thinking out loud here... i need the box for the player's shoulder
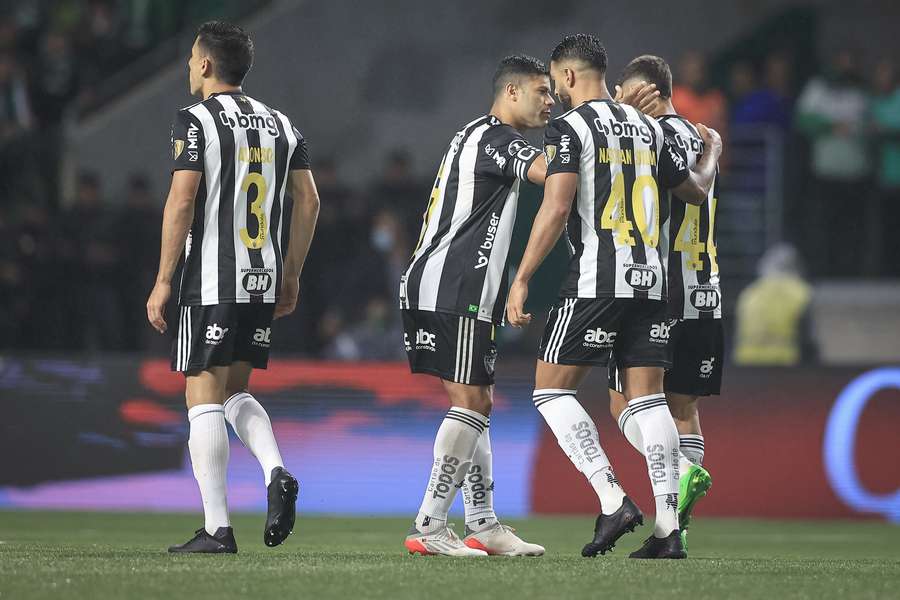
[658,114,699,138]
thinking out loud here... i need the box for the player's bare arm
[527,154,548,185]
[146,169,202,334]
[670,124,722,205]
[506,171,576,327]
[275,169,320,319]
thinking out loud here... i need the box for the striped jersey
[170,90,310,306]
[659,115,722,319]
[399,115,541,324]
[544,99,690,300]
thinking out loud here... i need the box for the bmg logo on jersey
[584,327,617,348]
[690,287,721,312]
[699,357,716,378]
[624,264,658,291]
[242,269,274,296]
[218,110,280,137]
[205,323,230,344]
[593,118,653,144]
[649,321,671,344]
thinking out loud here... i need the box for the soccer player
[146,22,319,553]
[506,35,721,559]
[608,55,720,550]
[399,55,553,557]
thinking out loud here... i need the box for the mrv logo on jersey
[242,268,274,295]
[624,264,658,291]
[219,111,280,137]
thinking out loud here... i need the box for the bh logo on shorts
[252,327,271,348]
[584,327,617,349]
[649,321,671,344]
[699,357,715,378]
[205,323,229,345]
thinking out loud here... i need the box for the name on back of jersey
[218,110,280,137]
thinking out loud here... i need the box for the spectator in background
[0,51,34,202]
[870,59,900,277]
[323,298,404,361]
[729,55,793,132]
[795,50,870,277]
[673,51,728,140]
[734,244,817,366]
[370,149,426,243]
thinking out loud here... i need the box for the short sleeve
[170,110,204,172]
[479,126,541,182]
[658,135,690,189]
[289,130,310,170]
[544,118,581,176]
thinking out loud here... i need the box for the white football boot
[463,522,545,556]
[404,523,489,557]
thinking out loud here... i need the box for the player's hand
[614,81,660,115]
[696,123,723,157]
[275,276,299,319]
[146,281,171,334]
[506,279,532,328]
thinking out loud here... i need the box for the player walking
[400,56,553,557]
[609,55,720,551]
[146,22,319,553]
[506,35,721,559]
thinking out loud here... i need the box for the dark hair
[550,34,607,74]
[196,21,254,85]
[620,54,673,99]
[492,54,548,96]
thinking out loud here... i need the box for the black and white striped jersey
[399,115,541,325]
[544,99,689,301]
[659,115,722,319]
[170,90,310,306]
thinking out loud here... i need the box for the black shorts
[401,309,497,386]
[171,304,275,373]
[609,318,724,396]
[538,298,672,368]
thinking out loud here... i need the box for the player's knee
[668,395,699,421]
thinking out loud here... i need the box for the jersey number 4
[673,197,718,271]
[600,172,660,247]
[239,173,268,250]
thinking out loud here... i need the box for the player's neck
[489,103,524,131]
[656,99,677,117]
[570,79,611,107]
[202,82,243,99]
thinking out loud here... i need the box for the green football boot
[678,463,712,551]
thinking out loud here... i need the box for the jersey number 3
[240,173,268,250]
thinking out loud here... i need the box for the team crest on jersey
[544,144,557,163]
[173,139,185,160]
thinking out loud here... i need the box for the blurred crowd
[1,9,900,355]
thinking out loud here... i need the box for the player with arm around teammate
[506,35,721,560]
[400,55,553,557]
[146,22,319,553]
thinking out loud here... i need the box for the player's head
[549,34,607,109]
[619,54,672,116]
[491,55,554,128]
[189,21,254,96]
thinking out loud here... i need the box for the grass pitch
[1,511,898,599]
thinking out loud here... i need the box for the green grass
[1,512,899,599]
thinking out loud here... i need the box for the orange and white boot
[463,522,545,556]
[404,523,488,557]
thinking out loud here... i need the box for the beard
[558,93,573,111]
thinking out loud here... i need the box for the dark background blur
[1,0,898,366]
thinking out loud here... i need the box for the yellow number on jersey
[600,172,659,247]
[673,196,718,271]
[239,173,268,250]
[600,172,635,246]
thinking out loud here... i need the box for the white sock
[463,419,498,532]
[680,434,705,465]
[618,406,695,476]
[415,407,488,533]
[224,392,284,485]
[534,389,625,514]
[187,404,230,535]
[626,394,680,537]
